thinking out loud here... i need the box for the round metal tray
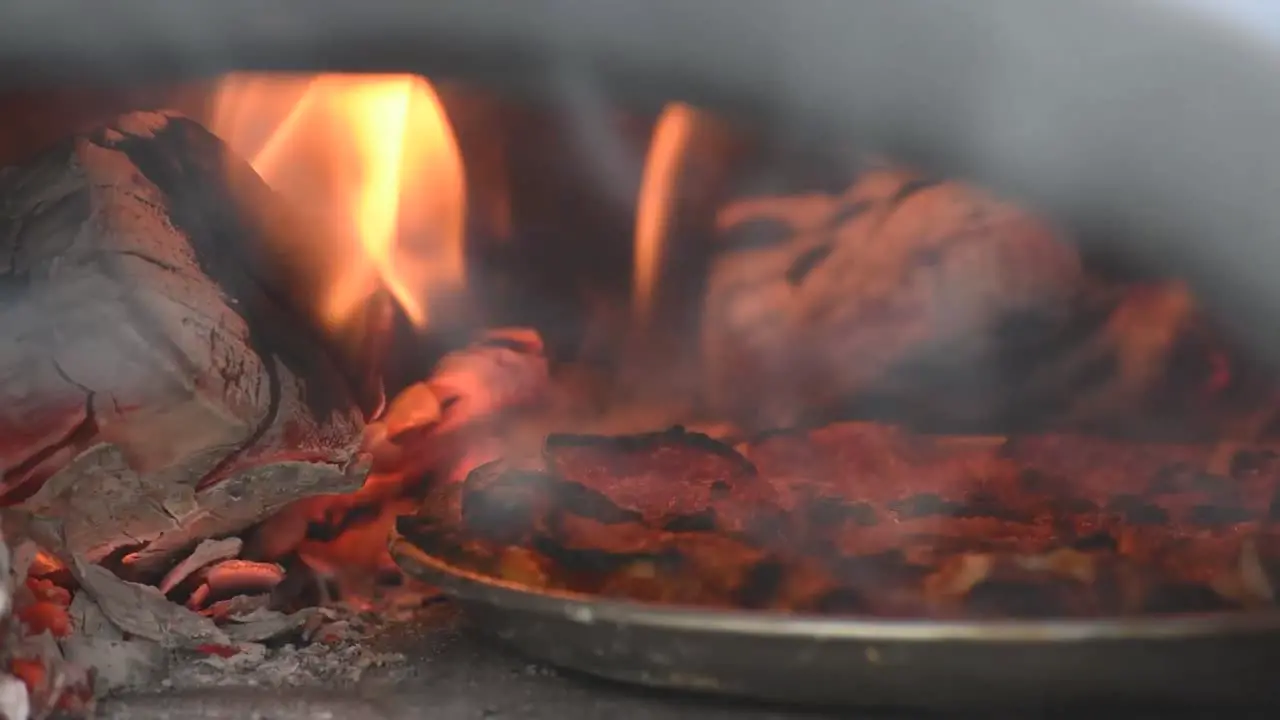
[391,535,1280,710]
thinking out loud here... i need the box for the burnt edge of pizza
[397,423,1280,619]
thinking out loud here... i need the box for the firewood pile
[0,110,549,718]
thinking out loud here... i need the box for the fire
[210,73,466,331]
[633,103,700,327]
[230,94,718,602]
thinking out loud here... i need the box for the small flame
[211,73,466,331]
[633,103,700,327]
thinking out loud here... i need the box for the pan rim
[390,533,1280,645]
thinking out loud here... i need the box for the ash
[148,600,436,694]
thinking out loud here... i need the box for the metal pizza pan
[391,534,1280,710]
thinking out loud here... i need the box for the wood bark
[0,110,368,574]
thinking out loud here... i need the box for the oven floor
[98,602,822,720]
[96,603,1261,720]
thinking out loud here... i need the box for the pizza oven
[3,1,1280,718]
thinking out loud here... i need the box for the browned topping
[398,421,1280,619]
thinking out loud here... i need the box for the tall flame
[633,103,700,328]
[211,73,466,331]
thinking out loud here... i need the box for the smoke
[9,1,1280,414]
[5,0,1280,368]
[1179,0,1280,40]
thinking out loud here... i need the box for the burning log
[702,166,1075,431]
[0,110,399,713]
[0,110,369,575]
[701,165,1272,438]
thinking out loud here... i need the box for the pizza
[397,422,1280,619]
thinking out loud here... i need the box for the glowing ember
[211,73,466,331]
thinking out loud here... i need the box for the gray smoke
[4,0,1280,362]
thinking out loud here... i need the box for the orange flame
[633,103,700,327]
[210,73,466,331]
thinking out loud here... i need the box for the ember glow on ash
[211,73,467,331]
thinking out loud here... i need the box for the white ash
[157,605,414,692]
[61,633,167,698]
[66,591,121,642]
[50,557,322,702]
[60,591,167,697]
[0,675,28,720]
[0,526,29,720]
[53,589,423,702]
[0,535,14,620]
[165,640,408,691]
[222,607,314,644]
[69,555,229,648]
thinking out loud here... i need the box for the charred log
[0,111,368,575]
[701,165,1275,439]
